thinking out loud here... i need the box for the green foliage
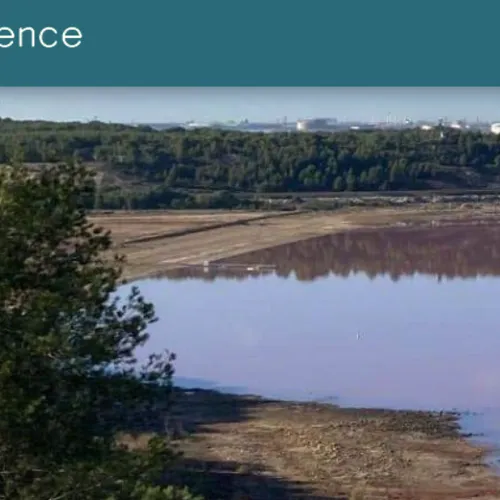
[2,120,500,209]
[0,163,198,499]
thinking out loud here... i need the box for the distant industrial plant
[144,116,500,134]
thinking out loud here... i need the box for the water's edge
[174,378,500,474]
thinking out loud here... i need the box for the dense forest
[2,118,500,208]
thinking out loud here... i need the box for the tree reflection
[159,222,500,283]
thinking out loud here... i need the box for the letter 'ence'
[0,26,83,48]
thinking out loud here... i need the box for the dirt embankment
[89,204,500,281]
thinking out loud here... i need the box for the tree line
[2,118,500,208]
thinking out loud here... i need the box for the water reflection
[161,221,500,282]
[130,222,500,459]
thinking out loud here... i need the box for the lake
[128,221,500,463]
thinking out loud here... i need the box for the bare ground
[89,204,500,281]
[124,390,500,500]
[89,210,275,246]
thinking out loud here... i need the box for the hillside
[2,118,500,208]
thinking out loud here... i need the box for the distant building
[350,123,376,131]
[296,120,309,131]
[491,123,500,135]
[184,121,210,129]
[420,124,433,131]
[296,118,338,132]
[450,120,468,130]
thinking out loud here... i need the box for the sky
[0,87,499,124]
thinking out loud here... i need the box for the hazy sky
[0,87,499,123]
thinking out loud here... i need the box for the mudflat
[89,204,500,281]
[124,389,500,500]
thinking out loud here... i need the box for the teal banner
[1,0,499,86]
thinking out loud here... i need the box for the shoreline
[152,387,500,499]
[175,386,500,462]
[90,203,500,282]
[104,206,500,497]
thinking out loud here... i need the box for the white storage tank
[491,123,500,135]
[296,120,309,131]
[296,118,336,132]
